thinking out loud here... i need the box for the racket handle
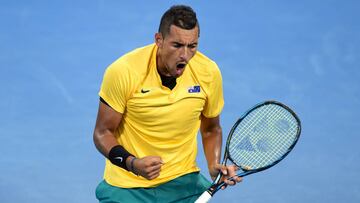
[195,191,212,203]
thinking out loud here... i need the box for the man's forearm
[93,129,119,158]
[202,127,222,169]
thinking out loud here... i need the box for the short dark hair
[158,5,199,37]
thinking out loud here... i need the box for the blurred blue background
[1,0,359,202]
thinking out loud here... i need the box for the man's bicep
[200,115,221,135]
[95,101,123,133]
[93,101,123,157]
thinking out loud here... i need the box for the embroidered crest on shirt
[188,85,201,93]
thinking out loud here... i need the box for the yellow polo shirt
[99,44,224,188]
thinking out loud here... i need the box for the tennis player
[93,5,242,202]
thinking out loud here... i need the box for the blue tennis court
[1,1,359,202]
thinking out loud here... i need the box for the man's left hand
[209,164,243,189]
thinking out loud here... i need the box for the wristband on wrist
[108,145,134,171]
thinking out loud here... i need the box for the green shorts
[95,172,211,203]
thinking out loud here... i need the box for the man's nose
[179,47,189,61]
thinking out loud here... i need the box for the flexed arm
[93,101,163,179]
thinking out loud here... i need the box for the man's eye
[173,44,182,48]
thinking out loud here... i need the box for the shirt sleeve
[202,63,224,118]
[98,63,134,113]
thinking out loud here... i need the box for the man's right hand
[130,156,163,180]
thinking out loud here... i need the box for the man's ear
[155,32,163,47]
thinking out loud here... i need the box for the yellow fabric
[99,44,224,188]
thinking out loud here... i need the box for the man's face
[155,25,199,78]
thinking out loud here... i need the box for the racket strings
[252,107,297,162]
[238,106,294,166]
[229,104,299,169]
[239,105,296,166]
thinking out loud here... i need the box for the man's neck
[156,52,169,76]
[156,50,176,90]
[159,73,176,90]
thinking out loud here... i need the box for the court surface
[1,1,359,202]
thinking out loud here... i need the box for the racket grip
[194,191,212,203]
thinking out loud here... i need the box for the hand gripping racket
[195,100,301,203]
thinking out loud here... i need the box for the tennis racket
[195,100,301,203]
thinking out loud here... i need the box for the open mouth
[176,63,186,69]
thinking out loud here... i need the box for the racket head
[226,100,301,175]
